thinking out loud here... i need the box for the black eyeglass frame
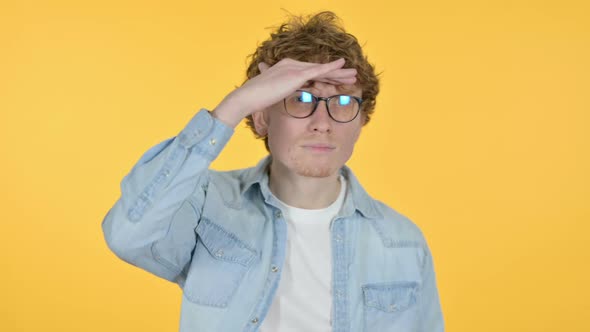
[283,89,364,123]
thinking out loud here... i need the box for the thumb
[258,62,270,73]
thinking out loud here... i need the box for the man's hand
[212,58,357,128]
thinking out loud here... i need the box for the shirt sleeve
[418,241,445,331]
[101,108,234,283]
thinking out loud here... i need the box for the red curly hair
[243,11,380,151]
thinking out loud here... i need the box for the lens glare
[300,91,313,103]
[338,95,351,106]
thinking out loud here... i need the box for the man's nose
[308,99,333,133]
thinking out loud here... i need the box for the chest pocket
[362,281,420,331]
[183,218,257,308]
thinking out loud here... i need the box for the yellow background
[2,0,589,331]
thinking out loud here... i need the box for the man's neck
[268,162,341,210]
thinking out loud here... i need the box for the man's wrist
[211,100,245,128]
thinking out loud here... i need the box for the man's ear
[258,62,270,73]
[252,110,269,137]
[351,112,367,143]
[360,112,368,126]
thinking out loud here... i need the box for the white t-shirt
[259,175,347,332]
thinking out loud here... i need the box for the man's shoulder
[202,164,262,207]
[367,198,427,246]
[208,163,260,185]
[343,166,427,245]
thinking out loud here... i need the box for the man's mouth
[301,144,336,152]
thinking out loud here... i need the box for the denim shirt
[102,109,444,332]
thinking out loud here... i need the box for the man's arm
[101,58,358,284]
[101,109,233,283]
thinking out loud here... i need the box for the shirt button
[215,249,224,257]
[275,211,282,219]
[163,169,170,177]
[209,138,216,146]
[271,266,279,273]
[335,235,343,242]
[389,304,398,311]
[251,317,259,324]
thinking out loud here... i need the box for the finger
[315,76,357,85]
[334,77,358,84]
[320,68,358,80]
[303,58,346,80]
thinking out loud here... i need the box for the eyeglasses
[283,90,364,123]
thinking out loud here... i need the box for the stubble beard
[289,152,336,178]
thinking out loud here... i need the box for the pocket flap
[195,218,257,267]
[362,281,419,313]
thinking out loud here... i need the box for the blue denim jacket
[102,109,444,332]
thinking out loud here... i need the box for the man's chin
[282,153,340,178]
[293,163,336,178]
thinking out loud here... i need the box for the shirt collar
[241,155,383,219]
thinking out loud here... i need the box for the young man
[102,11,444,332]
